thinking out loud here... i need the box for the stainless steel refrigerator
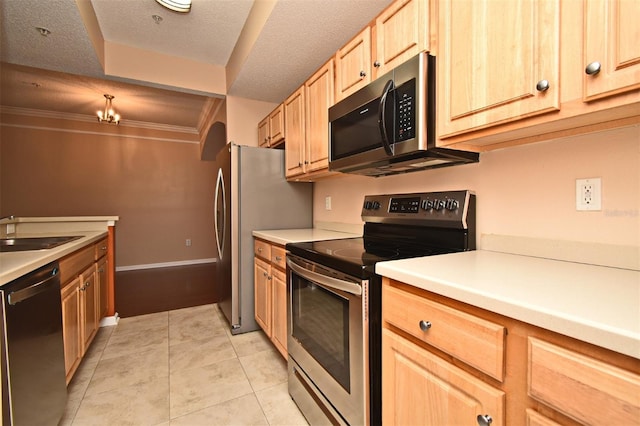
[214,142,312,334]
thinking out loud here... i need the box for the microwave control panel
[395,78,416,142]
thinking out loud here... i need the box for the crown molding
[0,105,198,135]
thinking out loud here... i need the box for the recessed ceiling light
[155,0,191,13]
[35,27,51,36]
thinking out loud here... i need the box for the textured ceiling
[0,0,393,131]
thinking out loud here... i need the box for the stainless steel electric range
[286,190,476,426]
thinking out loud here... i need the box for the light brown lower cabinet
[382,278,640,426]
[59,237,111,384]
[254,238,288,358]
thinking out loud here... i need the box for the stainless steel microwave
[328,53,479,177]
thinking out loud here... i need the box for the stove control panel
[361,190,475,229]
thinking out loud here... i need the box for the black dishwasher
[1,261,68,425]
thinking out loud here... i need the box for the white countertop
[252,228,361,246]
[0,216,118,285]
[376,250,640,359]
[0,231,108,285]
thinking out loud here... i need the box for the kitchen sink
[0,236,83,252]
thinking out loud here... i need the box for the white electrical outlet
[576,178,602,211]
[185,238,192,247]
[325,196,332,210]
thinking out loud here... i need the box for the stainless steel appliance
[329,53,479,177]
[1,261,68,425]
[214,142,312,334]
[286,190,476,425]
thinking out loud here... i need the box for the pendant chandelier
[97,94,120,125]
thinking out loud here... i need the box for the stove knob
[446,199,459,211]
[426,200,434,210]
[433,199,445,211]
[372,201,381,210]
[364,201,372,210]
[420,200,428,210]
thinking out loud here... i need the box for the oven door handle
[287,257,362,296]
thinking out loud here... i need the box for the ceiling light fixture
[155,0,191,13]
[97,94,120,125]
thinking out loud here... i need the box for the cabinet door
[305,59,334,173]
[271,268,287,359]
[335,26,372,102]
[438,0,560,138]
[269,104,285,147]
[96,257,108,320]
[254,257,272,337]
[284,87,305,178]
[374,0,430,78]
[382,329,505,425]
[258,116,270,147]
[81,267,98,353]
[61,277,82,383]
[584,0,640,101]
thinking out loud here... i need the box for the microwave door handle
[378,79,395,156]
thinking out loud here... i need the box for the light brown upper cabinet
[373,0,431,78]
[284,87,305,177]
[335,27,372,102]
[437,0,640,151]
[304,59,335,175]
[583,0,640,101]
[286,59,336,181]
[335,0,432,102]
[437,0,561,139]
[258,104,285,148]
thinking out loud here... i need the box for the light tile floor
[60,303,309,426]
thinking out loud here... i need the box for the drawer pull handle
[477,414,493,426]
[101,246,107,251]
[258,248,263,252]
[275,256,282,261]
[419,320,432,331]
[535,79,549,92]
[585,61,601,75]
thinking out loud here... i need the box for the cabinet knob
[275,256,282,261]
[419,320,432,331]
[373,60,380,68]
[258,248,263,252]
[85,281,91,288]
[359,70,366,78]
[477,414,493,426]
[263,272,268,277]
[101,246,107,251]
[585,61,601,75]
[536,79,550,92]
[80,285,86,291]
[298,162,302,167]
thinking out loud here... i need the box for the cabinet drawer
[59,244,94,285]
[254,239,271,260]
[94,237,108,260]
[528,337,640,425]
[384,283,506,381]
[271,246,286,269]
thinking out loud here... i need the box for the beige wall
[1,116,218,267]
[314,125,640,248]
[226,95,277,147]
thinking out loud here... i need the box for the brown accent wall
[1,114,218,267]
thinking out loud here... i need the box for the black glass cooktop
[287,236,456,278]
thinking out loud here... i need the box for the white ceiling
[0,0,393,130]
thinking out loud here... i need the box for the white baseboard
[100,313,120,327]
[116,258,216,272]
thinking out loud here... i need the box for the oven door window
[291,275,350,392]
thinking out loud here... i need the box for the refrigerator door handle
[214,167,226,260]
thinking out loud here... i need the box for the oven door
[287,254,367,426]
